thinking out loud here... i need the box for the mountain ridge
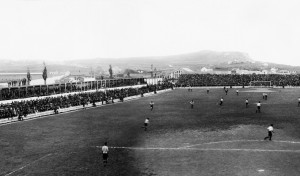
[1,51,299,74]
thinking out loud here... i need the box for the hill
[1,51,300,76]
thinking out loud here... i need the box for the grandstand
[0,78,147,101]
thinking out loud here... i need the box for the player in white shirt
[256,101,261,113]
[298,97,300,107]
[102,142,109,166]
[264,124,274,141]
[236,89,239,96]
[219,97,224,106]
[190,100,194,109]
[143,118,150,131]
[245,99,249,108]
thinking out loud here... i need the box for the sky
[0,0,300,66]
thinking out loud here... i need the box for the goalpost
[249,81,272,88]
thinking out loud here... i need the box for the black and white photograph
[1,0,300,175]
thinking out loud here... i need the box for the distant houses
[232,68,296,75]
[200,67,213,73]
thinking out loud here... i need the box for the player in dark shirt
[150,101,154,111]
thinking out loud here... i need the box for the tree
[42,62,47,85]
[27,68,31,85]
[109,65,113,79]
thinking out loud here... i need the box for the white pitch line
[5,153,52,176]
[182,140,300,148]
[95,146,300,153]
[273,140,300,144]
[182,140,264,148]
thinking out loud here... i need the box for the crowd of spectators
[177,74,300,87]
[0,83,173,120]
[0,78,146,101]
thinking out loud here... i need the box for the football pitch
[1,88,300,176]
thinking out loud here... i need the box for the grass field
[1,88,300,176]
